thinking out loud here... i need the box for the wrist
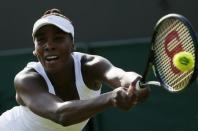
[107,91,117,108]
[101,92,116,108]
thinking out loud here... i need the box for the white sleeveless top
[0,52,101,131]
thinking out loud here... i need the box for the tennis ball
[173,51,195,72]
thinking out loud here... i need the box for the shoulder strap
[72,52,101,100]
[26,62,56,95]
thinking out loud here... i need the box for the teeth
[47,56,57,59]
[46,56,58,60]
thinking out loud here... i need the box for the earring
[33,51,37,56]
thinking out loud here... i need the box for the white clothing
[0,52,101,131]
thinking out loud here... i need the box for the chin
[44,63,64,74]
[45,67,62,74]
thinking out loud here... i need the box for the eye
[35,36,46,46]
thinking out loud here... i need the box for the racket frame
[141,13,198,92]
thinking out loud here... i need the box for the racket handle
[135,80,144,90]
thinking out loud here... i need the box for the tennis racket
[136,13,198,92]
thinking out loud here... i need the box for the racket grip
[135,80,146,91]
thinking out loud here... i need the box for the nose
[44,40,55,51]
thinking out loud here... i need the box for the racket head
[151,13,198,92]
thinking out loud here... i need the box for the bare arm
[83,54,141,88]
[83,54,150,106]
[15,56,149,127]
[15,69,116,126]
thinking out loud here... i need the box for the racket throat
[137,80,161,90]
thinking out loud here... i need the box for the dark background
[0,0,197,50]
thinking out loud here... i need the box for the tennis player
[0,8,150,131]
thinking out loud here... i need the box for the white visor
[32,15,74,39]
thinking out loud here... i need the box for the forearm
[55,92,113,126]
[105,70,141,89]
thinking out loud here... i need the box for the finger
[127,84,134,96]
[127,76,141,96]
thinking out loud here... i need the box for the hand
[110,87,138,111]
[128,78,150,104]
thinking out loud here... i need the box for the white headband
[32,15,74,39]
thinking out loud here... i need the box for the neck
[46,55,75,86]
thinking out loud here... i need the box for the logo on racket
[164,30,183,74]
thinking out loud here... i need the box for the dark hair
[42,8,72,23]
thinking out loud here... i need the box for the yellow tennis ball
[173,51,195,72]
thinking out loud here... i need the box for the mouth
[45,55,60,63]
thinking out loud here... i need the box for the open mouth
[45,55,59,63]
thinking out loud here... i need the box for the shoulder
[15,68,39,85]
[14,68,48,106]
[14,68,47,92]
[78,52,114,80]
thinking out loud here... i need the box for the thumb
[127,77,141,96]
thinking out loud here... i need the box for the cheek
[61,43,73,53]
[33,46,44,58]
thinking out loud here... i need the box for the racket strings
[154,20,178,44]
[155,20,189,51]
[153,18,195,92]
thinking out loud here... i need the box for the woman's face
[33,25,74,73]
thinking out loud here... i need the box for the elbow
[56,114,71,127]
[54,109,74,127]
[53,103,85,127]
